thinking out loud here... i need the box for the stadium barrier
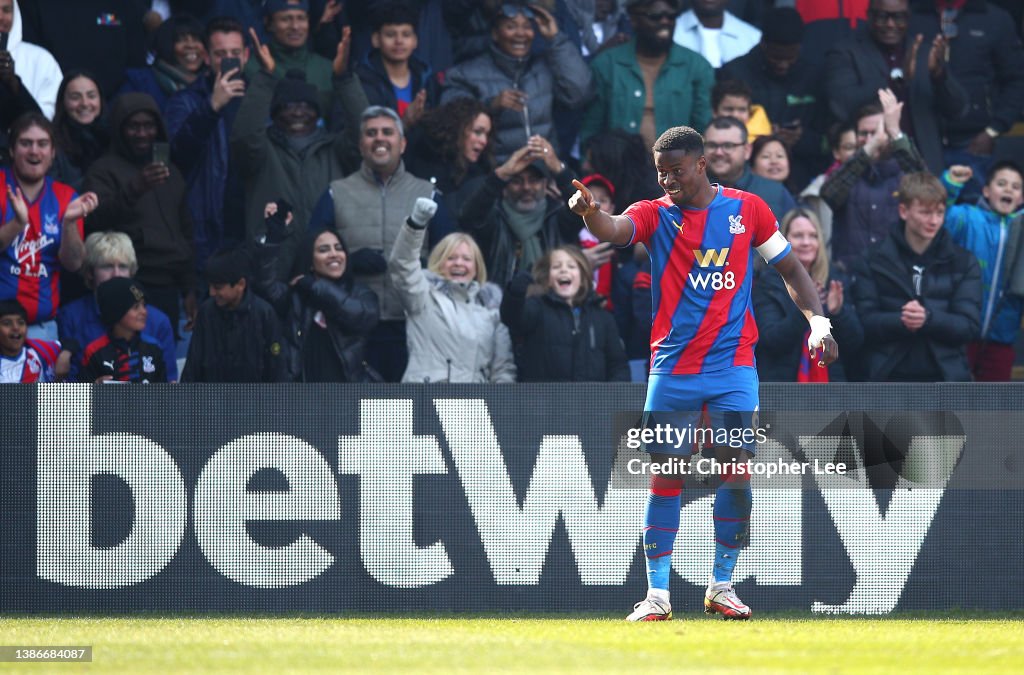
[2,383,1022,614]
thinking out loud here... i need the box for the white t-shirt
[697,25,723,68]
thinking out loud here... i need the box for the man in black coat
[824,0,969,175]
[852,171,981,381]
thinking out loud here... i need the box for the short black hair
[827,120,856,150]
[205,16,247,47]
[711,79,753,110]
[0,299,28,321]
[987,160,1024,185]
[652,126,704,155]
[206,247,250,286]
[706,116,749,144]
[372,2,420,32]
[762,7,803,45]
[855,102,883,124]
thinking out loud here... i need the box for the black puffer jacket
[753,268,864,381]
[501,284,629,382]
[257,242,380,383]
[852,223,982,382]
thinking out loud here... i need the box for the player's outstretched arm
[568,179,633,246]
[774,254,839,367]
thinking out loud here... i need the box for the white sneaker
[626,596,673,621]
[704,583,752,620]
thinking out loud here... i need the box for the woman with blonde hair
[753,208,862,381]
[389,199,515,383]
[500,244,629,382]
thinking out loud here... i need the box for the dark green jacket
[580,40,713,147]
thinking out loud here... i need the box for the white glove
[807,315,833,352]
[410,197,438,226]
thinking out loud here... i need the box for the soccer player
[569,125,837,620]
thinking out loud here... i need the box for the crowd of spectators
[1,0,1024,384]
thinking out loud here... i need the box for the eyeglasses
[868,9,910,25]
[705,142,744,152]
[631,11,678,22]
[500,3,534,19]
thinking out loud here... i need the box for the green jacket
[230,68,366,279]
[580,41,714,147]
[243,41,335,115]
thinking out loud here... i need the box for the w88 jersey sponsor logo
[688,248,735,290]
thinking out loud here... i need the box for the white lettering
[194,433,339,588]
[36,385,186,588]
[337,400,453,588]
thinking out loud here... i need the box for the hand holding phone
[151,142,170,166]
[220,56,242,81]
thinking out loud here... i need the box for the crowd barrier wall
[2,383,1022,614]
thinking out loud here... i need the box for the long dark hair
[52,69,108,162]
[418,98,493,186]
[294,228,350,280]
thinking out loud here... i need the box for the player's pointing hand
[569,179,600,217]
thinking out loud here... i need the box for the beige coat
[389,223,515,383]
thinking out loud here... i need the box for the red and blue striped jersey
[1,170,83,324]
[0,338,61,383]
[625,186,790,375]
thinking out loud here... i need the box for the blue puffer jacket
[943,172,1024,345]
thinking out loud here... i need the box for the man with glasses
[909,0,1024,193]
[824,0,968,174]
[704,116,796,221]
[581,0,713,150]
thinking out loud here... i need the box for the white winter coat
[389,222,516,383]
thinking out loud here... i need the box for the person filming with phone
[83,92,197,339]
[165,16,251,283]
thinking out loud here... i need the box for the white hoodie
[6,0,62,119]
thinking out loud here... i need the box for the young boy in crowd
[355,2,438,127]
[944,161,1024,381]
[0,300,62,383]
[711,79,771,144]
[80,278,167,383]
[181,248,284,382]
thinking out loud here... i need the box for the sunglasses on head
[500,3,535,20]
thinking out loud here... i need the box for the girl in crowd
[501,245,629,382]
[51,70,109,190]
[753,208,862,382]
[258,204,380,382]
[389,199,515,383]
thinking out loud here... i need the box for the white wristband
[807,315,833,351]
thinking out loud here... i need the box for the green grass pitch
[2,615,1023,673]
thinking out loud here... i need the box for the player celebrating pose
[569,126,837,620]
